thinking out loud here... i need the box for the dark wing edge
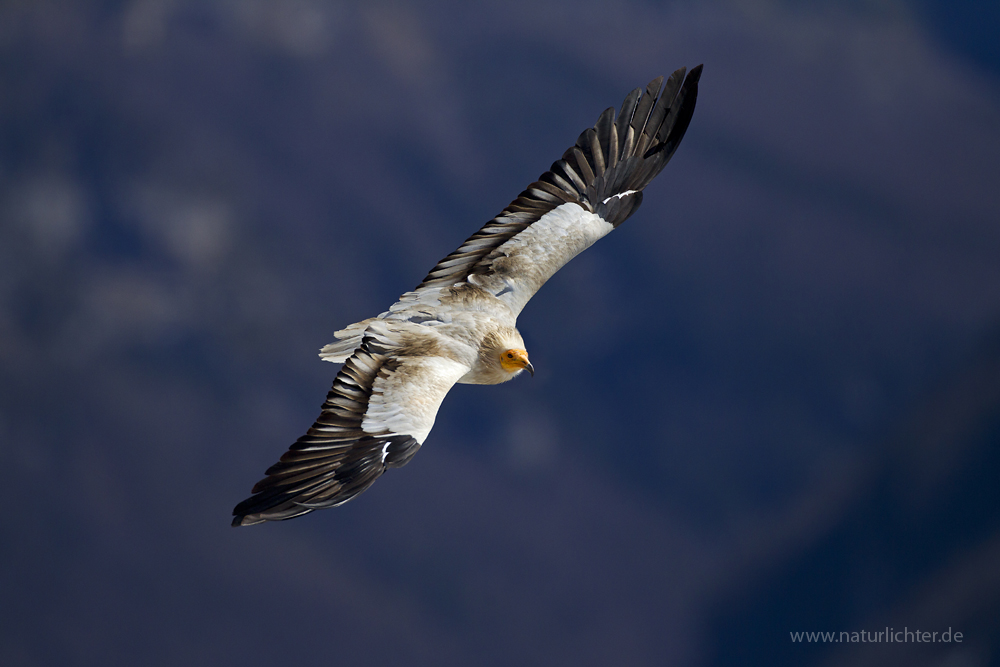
[232,338,421,526]
[416,65,702,291]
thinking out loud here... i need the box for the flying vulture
[233,66,702,526]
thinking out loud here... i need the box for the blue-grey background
[2,1,999,665]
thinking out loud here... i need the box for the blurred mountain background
[2,1,999,665]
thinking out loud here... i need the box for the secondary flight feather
[232,66,703,526]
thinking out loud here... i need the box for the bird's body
[233,67,702,526]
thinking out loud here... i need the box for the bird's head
[500,347,534,377]
[481,327,533,381]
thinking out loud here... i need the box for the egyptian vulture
[232,66,702,526]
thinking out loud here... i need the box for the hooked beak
[501,348,534,377]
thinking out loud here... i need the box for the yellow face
[500,348,534,376]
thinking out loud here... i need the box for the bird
[232,66,702,526]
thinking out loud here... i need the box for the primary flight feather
[232,66,702,526]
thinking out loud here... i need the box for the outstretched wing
[233,326,470,526]
[319,67,702,360]
[412,65,702,316]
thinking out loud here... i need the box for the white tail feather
[318,318,375,363]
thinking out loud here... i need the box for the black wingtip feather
[615,87,642,156]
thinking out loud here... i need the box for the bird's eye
[506,353,513,358]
